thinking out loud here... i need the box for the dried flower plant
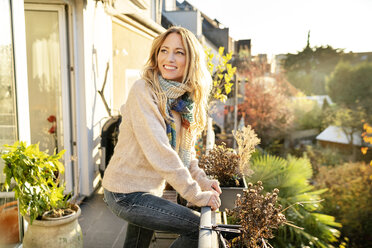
[226,181,287,248]
[233,125,260,177]
[199,125,260,186]
[199,143,241,186]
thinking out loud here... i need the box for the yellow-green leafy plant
[205,46,236,103]
[2,141,70,224]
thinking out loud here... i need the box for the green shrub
[290,96,324,131]
[288,145,347,176]
[314,162,372,248]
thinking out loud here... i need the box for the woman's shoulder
[129,79,154,97]
[131,78,147,92]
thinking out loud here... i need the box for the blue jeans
[103,189,200,248]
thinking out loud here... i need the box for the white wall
[75,0,113,196]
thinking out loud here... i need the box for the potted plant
[199,126,260,210]
[1,141,83,248]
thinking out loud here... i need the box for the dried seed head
[228,182,287,248]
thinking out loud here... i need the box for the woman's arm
[189,158,221,194]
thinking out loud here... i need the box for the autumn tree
[238,76,294,148]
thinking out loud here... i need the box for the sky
[182,0,372,56]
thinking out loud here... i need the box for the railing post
[198,207,218,248]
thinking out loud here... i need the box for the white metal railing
[198,207,219,248]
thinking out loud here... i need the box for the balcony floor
[78,186,127,248]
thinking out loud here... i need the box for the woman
[103,26,221,248]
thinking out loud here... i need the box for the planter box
[220,177,247,211]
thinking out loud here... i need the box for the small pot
[220,177,247,211]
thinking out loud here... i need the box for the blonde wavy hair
[142,26,212,135]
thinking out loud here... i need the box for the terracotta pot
[0,201,19,245]
[23,204,83,248]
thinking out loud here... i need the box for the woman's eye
[177,51,185,55]
[160,49,167,53]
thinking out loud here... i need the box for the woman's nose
[167,52,175,62]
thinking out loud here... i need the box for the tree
[324,105,367,161]
[283,32,344,95]
[238,76,294,148]
[326,61,372,116]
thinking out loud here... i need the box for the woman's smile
[157,33,186,82]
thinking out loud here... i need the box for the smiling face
[157,33,187,82]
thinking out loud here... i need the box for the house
[271,53,287,74]
[162,0,234,62]
[1,1,164,245]
[316,125,362,150]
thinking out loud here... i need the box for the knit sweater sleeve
[127,80,213,207]
[189,145,218,192]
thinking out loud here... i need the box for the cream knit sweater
[102,79,214,207]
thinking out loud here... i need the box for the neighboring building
[235,39,251,56]
[1,1,164,244]
[162,0,233,53]
[290,95,333,109]
[316,125,362,149]
[271,53,287,74]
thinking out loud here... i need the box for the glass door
[24,4,74,193]
[0,1,22,247]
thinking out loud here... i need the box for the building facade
[0,0,164,246]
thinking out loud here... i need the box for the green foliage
[284,44,344,95]
[324,105,367,130]
[247,154,341,247]
[315,162,372,248]
[290,96,324,131]
[205,46,236,103]
[1,141,68,224]
[326,61,372,116]
[303,145,347,175]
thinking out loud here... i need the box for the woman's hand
[207,191,221,211]
[210,180,222,195]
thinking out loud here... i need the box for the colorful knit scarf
[158,75,195,168]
